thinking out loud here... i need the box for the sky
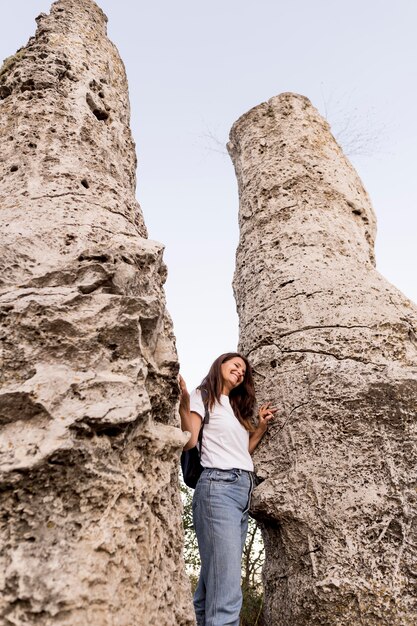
[1,1,416,390]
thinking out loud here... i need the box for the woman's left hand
[258,402,277,431]
[249,402,278,453]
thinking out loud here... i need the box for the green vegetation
[0,49,25,80]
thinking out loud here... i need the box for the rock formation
[229,93,417,625]
[0,1,193,624]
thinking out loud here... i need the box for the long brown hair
[198,352,256,431]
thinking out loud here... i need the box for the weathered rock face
[229,93,417,626]
[0,1,193,624]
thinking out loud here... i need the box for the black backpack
[180,388,209,489]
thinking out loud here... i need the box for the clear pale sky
[1,1,416,389]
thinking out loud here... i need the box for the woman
[179,352,276,626]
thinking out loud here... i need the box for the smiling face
[220,356,247,395]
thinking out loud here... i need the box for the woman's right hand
[178,374,190,411]
[178,374,201,450]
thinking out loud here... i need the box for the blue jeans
[192,468,254,626]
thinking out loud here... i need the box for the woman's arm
[249,403,276,454]
[179,375,203,450]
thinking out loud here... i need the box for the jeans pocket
[210,469,239,484]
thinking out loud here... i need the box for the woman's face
[220,356,247,394]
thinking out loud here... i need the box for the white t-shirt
[189,388,254,472]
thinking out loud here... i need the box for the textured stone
[0,1,193,624]
[229,93,417,625]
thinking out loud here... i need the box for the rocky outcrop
[0,1,193,624]
[229,93,417,625]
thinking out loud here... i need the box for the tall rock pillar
[228,93,417,625]
[0,1,193,624]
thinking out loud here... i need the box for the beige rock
[0,1,193,624]
[229,93,417,625]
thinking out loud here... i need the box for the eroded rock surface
[229,93,417,625]
[0,1,193,624]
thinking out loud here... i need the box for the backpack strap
[197,387,210,455]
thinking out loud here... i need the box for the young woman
[179,352,276,626]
